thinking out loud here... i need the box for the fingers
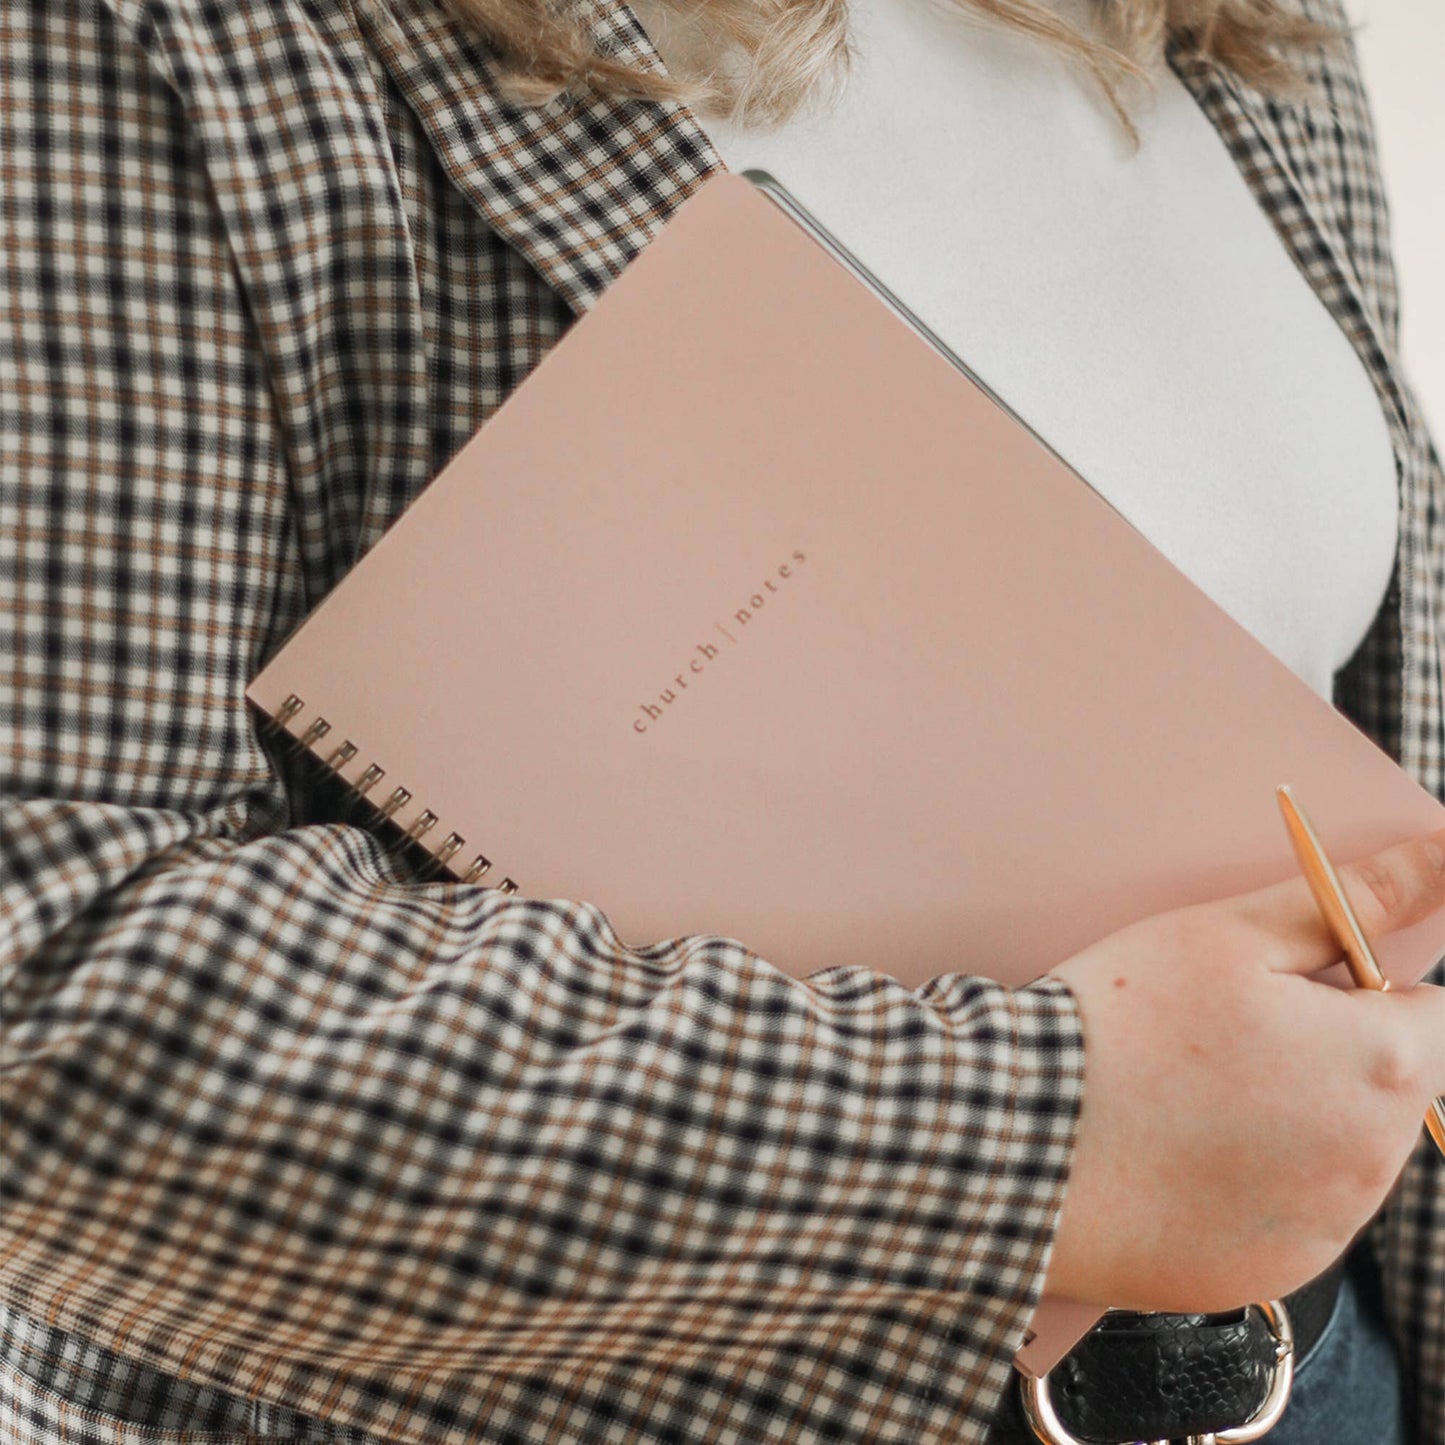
[1238,828,1445,976]
[1341,830,1445,940]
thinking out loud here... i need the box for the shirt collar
[355,0,727,315]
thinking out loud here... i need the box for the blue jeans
[1255,1246,1406,1445]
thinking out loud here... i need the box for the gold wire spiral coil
[354,763,386,796]
[377,786,412,822]
[258,692,519,893]
[296,717,332,750]
[324,740,359,770]
[401,809,438,843]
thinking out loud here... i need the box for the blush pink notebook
[248,170,1445,1373]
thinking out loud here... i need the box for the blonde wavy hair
[443,0,1337,135]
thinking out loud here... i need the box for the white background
[1350,0,1444,435]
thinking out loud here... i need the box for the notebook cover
[247,171,1445,1372]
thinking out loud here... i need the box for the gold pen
[1276,784,1445,1160]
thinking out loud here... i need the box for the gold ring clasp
[1017,1298,1294,1445]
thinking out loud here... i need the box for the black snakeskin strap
[985,1263,1342,1444]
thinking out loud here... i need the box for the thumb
[1237,828,1445,976]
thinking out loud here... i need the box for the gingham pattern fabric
[0,2,1438,1444]
[1166,20,1445,1438]
[0,1301,381,1442]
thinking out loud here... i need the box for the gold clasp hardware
[1018,1299,1293,1445]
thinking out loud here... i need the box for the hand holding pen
[1277,785,1445,1158]
[1044,814,1445,1314]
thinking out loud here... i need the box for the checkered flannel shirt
[1,0,1440,1440]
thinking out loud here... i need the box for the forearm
[1,796,1084,1444]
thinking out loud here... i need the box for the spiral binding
[260,692,519,894]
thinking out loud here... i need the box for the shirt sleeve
[0,3,1085,1442]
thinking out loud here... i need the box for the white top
[634,0,1399,701]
